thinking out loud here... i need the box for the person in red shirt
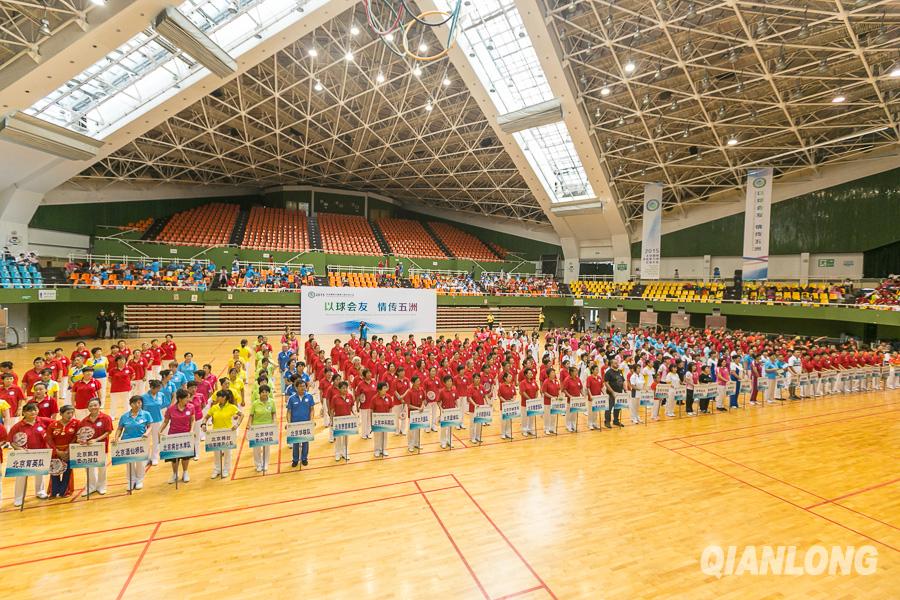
[586,365,605,431]
[437,375,459,449]
[46,404,78,498]
[129,350,148,397]
[54,348,71,401]
[1,372,25,425]
[391,366,410,437]
[32,383,58,420]
[148,339,164,378]
[107,355,134,419]
[71,367,102,420]
[21,357,45,397]
[161,334,177,363]
[424,367,441,433]
[497,372,517,440]
[355,369,376,440]
[76,398,113,496]
[563,366,584,433]
[8,402,51,505]
[520,367,540,436]
[468,373,488,444]
[371,382,393,458]
[541,367,561,435]
[405,376,427,452]
[331,381,355,461]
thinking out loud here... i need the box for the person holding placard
[140,380,165,465]
[107,355,134,420]
[761,353,779,405]
[355,369,376,440]
[714,359,730,412]
[541,367,560,435]
[70,366,100,421]
[697,365,714,413]
[585,365,605,429]
[563,366,583,432]
[248,382,276,471]
[372,382,393,458]
[628,362,645,424]
[76,398,113,496]
[425,366,441,433]
[0,419,7,503]
[161,389,197,483]
[8,402,50,505]
[406,376,427,452]
[46,404,78,497]
[286,380,315,466]
[115,396,151,490]
[86,347,109,408]
[468,373,487,443]
[663,364,681,418]
[392,366,410,436]
[437,376,458,449]
[497,372,516,439]
[202,390,243,479]
[520,367,539,436]
[32,382,58,420]
[331,381,355,461]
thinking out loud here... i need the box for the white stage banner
[640,183,663,280]
[742,167,773,280]
[301,286,437,336]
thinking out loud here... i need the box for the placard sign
[205,429,237,452]
[111,439,149,465]
[440,408,463,428]
[286,420,315,444]
[550,397,567,416]
[614,393,629,409]
[473,405,492,424]
[640,390,654,407]
[4,449,52,477]
[69,443,106,469]
[332,415,359,437]
[372,413,398,433]
[501,401,520,421]
[159,433,195,460]
[408,410,431,431]
[591,395,608,412]
[569,396,588,414]
[525,398,543,417]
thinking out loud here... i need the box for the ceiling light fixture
[726,134,738,146]
[385,33,394,43]
[889,63,900,77]
[419,43,428,52]
[831,93,846,103]
[376,72,385,83]
[442,77,451,86]
[623,58,636,73]
[424,102,433,112]
[39,19,51,36]
[307,47,317,57]
[350,25,360,36]
[345,50,353,62]
[90,0,107,5]
[314,80,323,91]
[413,66,422,77]
[600,82,611,96]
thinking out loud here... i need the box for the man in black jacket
[603,357,626,428]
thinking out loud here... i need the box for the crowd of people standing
[0,324,895,508]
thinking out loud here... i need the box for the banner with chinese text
[301,287,437,336]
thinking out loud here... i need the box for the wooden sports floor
[2,335,898,599]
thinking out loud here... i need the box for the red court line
[805,477,900,510]
[451,474,557,600]
[3,473,454,550]
[117,522,160,600]
[654,400,900,443]
[665,446,899,553]
[494,586,545,600]
[685,408,899,447]
[414,480,490,600]
[2,484,461,570]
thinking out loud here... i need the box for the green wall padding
[632,168,900,257]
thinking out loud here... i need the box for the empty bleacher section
[377,218,447,259]
[422,222,454,258]
[484,240,507,259]
[428,222,499,261]
[436,306,540,331]
[368,220,393,255]
[1,259,43,289]
[642,281,725,302]
[229,208,250,246]
[153,203,239,246]
[318,213,382,255]
[124,304,301,335]
[241,207,310,252]
[141,215,170,240]
[307,214,323,250]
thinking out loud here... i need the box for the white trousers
[391,404,406,435]
[889,366,896,389]
[95,378,107,405]
[470,421,483,442]
[629,393,641,422]
[543,405,555,434]
[456,397,467,429]
[252,445,271,471]
[59,376,69,401]
[14,475,45,504]
[502,416,514,438]
[407,428,421,451]
[440,426,453,447]
[86,466,107,494]
[212,449,232,476]
[149,421,161,461]
[716,385,727,409]
[521,413,535,434]
[110,391,130,418]
[430,403,440,431]
[373,431,387,456]
[334,436,349,459]
[565,409,577,430]
[359,408,372,438]
[126,462,145,488]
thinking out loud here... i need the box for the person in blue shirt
[761,353,780,405]
[141,380,165,465]
[359,321,369,343]
[150,260,161,274]
[178,352,198,378]
[115,395,152,490]
[278,344,294,373]
[286,379,315,467]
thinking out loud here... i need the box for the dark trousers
[604,393,621,425]
[685,389,695,413]
[291,442,309,463]
[699,394,710,412]
[51,469,72,497]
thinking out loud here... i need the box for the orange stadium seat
[318,213,381,255]
[154,203,239,246]
[428,222,498,261]
[241,206,310,252]
[377,218,446,259]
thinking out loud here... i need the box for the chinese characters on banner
[741,167,773,280]
[640,183,663,280]
[301,287,437,336]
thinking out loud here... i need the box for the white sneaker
[13,500,22,507]
[182,471,190,482]
[192,456,199,461]
[97,488,106,495]
[151,459,159,466]
[211,472,220,479]
[255,466,262,473]
[335,456,342,461]
[36,492,49,500]
[81,489,92,497]
[135,482,144,490]
[382,451,389,457]
[221,471,229,478]
[666,413,675,418]
[168,474,177,484]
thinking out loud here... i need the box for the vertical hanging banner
[742,167,773,280]
[640,183,663,280]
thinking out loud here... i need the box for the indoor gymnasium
[0,0,898,598]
